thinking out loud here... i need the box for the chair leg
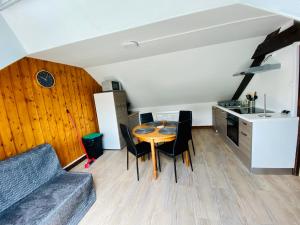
[187,149,193,172]
[182,153,185,163]
[157,151,161,172]
[127,149,129,170]
[148,153,150,160]
[191,137,195,155]
[136,157,139,181]
[173,157,177,183]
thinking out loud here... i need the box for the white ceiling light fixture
[123,14,279,48]
[122,41,140,49]
[0,0,20,10]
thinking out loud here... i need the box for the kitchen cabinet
[128,112,139,131]
[212,106,217,131]
[213,107,227,136]
[213,106,252,168]
[212,105,298,174]
[238,118,252,168]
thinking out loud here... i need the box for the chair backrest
[173,120,190,156]
[119,123,137,155]
[179,110,192,138]
[179,110,192,123]
[140,112,154,124]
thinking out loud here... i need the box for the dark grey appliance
[226,113,239,146]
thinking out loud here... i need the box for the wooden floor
[73,128,300,225]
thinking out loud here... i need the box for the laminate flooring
[74,128,300,225]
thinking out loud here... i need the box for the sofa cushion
[0,172,96,225]
[0,144,63,212]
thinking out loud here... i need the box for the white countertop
[215,105,298,123]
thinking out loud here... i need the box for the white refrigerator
[94,91,128,150]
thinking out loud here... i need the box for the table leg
[150,139,157,179]
[185,151,190,167]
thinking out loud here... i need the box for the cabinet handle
[241,131,247,136]
[242,122,247,126]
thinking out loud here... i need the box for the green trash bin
[82,133,103,159]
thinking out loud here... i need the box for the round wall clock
[36,70,55,88]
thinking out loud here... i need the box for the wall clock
[36,70,55,88]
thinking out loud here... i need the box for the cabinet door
[113,91,128,148]
[216,108,227,136]
[212,107,217,131]
[239,119,252,161]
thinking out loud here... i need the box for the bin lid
[83,132,103,140]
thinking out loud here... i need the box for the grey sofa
[0,144,96,225]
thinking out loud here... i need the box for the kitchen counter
[212,105,299,174]
[215,105,297,122]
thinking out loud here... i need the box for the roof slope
[87,37,264,108]
[0,2,293,109]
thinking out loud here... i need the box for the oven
[226,113,239,146]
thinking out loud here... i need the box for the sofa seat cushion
[0,172,96,225]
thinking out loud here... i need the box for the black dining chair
[140,112,154,124]
[179,110,195,155]
[120,124,151,181]
[157,120,193,183]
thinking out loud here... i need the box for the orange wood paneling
[0,57,102,166]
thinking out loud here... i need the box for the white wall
[133,102,216,126]
[0,15,25,69]
[87,36,264,126]
[242,0,300,21]
[240,43,299,116]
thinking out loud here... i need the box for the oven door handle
[226,117,237,125]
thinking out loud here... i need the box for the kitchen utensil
[253,91,258,101]
[246,94,252,101]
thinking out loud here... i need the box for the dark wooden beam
[232,22,300,100]
[253,22,300,59]
[293,46,300,176]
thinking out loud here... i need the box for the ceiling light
[122,41,140,48]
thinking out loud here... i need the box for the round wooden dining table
[132,123,189,179]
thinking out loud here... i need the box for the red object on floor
[66,109,95,168]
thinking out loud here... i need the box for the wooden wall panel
[0,57,102,166]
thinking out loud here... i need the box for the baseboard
[251,168,293,175]
[64,155,86,171]
[192,126,213,129]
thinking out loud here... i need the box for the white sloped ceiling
[86,37,264,108]
[0,14,25,69]
[1,0,237,53]
[28,4,289,68]
[0,1,294,109]
[241,0,300,21]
